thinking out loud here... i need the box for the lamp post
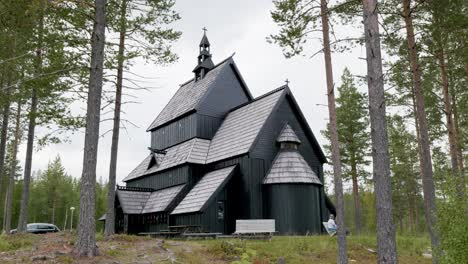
[70,207,75,232]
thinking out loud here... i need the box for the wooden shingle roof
[116,185,185,214]
[277,123,301,144]
[263,151,322,185]
[116,190,151,214]
[205,87,286,163]
[171,165,237,215]
[141,184,185,213]
[123,138,210,182]
[147,57,233,131]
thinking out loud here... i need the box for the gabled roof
[142,184,185,213]
[123,138,210,182]
[205,87,286,163]
[171,165,237,215]
[277,123,301,144]
[147,56,252,131]
[263,151,322,185]
[116,190,151,214]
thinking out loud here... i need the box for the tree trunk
[5,102,21,234]
[451,94,464,179]
[350,156,361,233]
[320,1,348,263]
[362,0,398,263]
[74,0,106,257]
[402,0,440,261]
[105,0,127,237]
[438,49,464,199]
[18,0,44,232]
[0,84,11,218]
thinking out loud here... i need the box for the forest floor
[0,232,432,264]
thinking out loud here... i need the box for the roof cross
[202,27,208,33]
[285,78,290,85]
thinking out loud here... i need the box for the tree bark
[438,49,464,199]
[350,159,361,234]
[74,0,106,257]
[320,1,348,263]
[18,0,44,233]
[5,102,21,234]
[0,83,12,218]
[451,94,464,178]
[362,0,398,263]
[402,0,440,261]
[105,0,127,237]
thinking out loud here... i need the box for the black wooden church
[113,32,335,235]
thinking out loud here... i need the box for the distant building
[113,32,335,235]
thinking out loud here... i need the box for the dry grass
[0,232,430,263]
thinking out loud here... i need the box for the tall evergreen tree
[324,68,370,233]
[361,0,398,262]
[401,0,440,258]
[104,0,180,236]
[269,0,349,261]
[75,0,107,257]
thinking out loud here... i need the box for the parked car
[10,223,60,234]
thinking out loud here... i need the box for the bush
[437,192,468,264]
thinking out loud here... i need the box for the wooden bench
[233,219,276,240]
[168,225,202,234]
[181,232,222,239]
[138,231,181,238]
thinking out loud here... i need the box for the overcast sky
[19,0,368,190]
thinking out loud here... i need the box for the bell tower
[193,28,214,81]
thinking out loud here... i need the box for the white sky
[19,0,368,190]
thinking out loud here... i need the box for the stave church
[112,32,335,235]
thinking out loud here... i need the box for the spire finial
[285,78,290,85]
[202,27,207,33]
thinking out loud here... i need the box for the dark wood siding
[264,184,322,234]
[196,114,223,139]
[151,113,197,150]
[126,166,189,191]
[151,113,223,150]
[210,155,266,219]
[197,65,250,117]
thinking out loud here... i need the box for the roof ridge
[178,55,234,87]
[187,138,197,162]
[227,85,287,113]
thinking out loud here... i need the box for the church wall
[150,113,197,150]
[197,64,250,118]
[250,96,328,233]
[126,166,190,191]
[209,155,266,220]
[264,184,322,234]
[150,113,225,150]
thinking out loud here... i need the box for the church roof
[171,165,237,215]
[116,185,186,214]
[277,124,301,144]
[116,190,151,214]
[205,87,286,163]
[123,138,210,182]
[142,184,185,213]
[147,57,234,131]
[263,150,322,185]
[200,33,210,47]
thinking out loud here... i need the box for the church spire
[193,28,214,81]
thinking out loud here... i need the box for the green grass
[194,235,431,264]
[0,233,36,252]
